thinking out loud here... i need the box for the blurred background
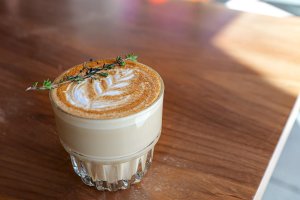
[215,0,300,17]
[1,0,300,199]
[134,0,300,17]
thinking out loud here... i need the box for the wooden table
[1,0,300,199]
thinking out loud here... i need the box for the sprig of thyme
[26,54,138,91]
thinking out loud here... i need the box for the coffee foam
[50,59,162,119]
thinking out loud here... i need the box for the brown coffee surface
[50,59,162,119]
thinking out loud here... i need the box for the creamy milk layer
[50,59,161,119]
[51,94,163,159]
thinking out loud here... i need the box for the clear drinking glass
[49,73,164,191]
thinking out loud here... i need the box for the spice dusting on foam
[51,60,161,119]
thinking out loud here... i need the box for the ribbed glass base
[70,148,154,191]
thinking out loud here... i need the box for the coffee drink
[51,59,161,119]
[50,59,164,191]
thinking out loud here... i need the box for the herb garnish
[26,54,138,91]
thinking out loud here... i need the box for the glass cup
[49,72,164,191]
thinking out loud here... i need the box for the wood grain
[0,0,300,199]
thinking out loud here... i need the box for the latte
[50,59,161,119]
[49,58,164,191]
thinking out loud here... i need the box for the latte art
[50,60,162,119]
[66,68,145,109]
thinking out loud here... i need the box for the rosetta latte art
[66,68,144,110]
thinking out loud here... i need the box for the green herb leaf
[66,76,75,81]
[125,53,138,61]
[74,76,84,82]
[116,56,125,66]
[33,82,38,88]
[103,63,115,70]
[43,79,52,90]
[116,56,122,62]
[99,72,109,77]
[120,61,125,66]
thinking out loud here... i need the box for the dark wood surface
[1,0,300,199]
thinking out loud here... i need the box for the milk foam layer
[67,68,140,109]
[50,60,162,119]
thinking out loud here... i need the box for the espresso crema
[50,59,162,119]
